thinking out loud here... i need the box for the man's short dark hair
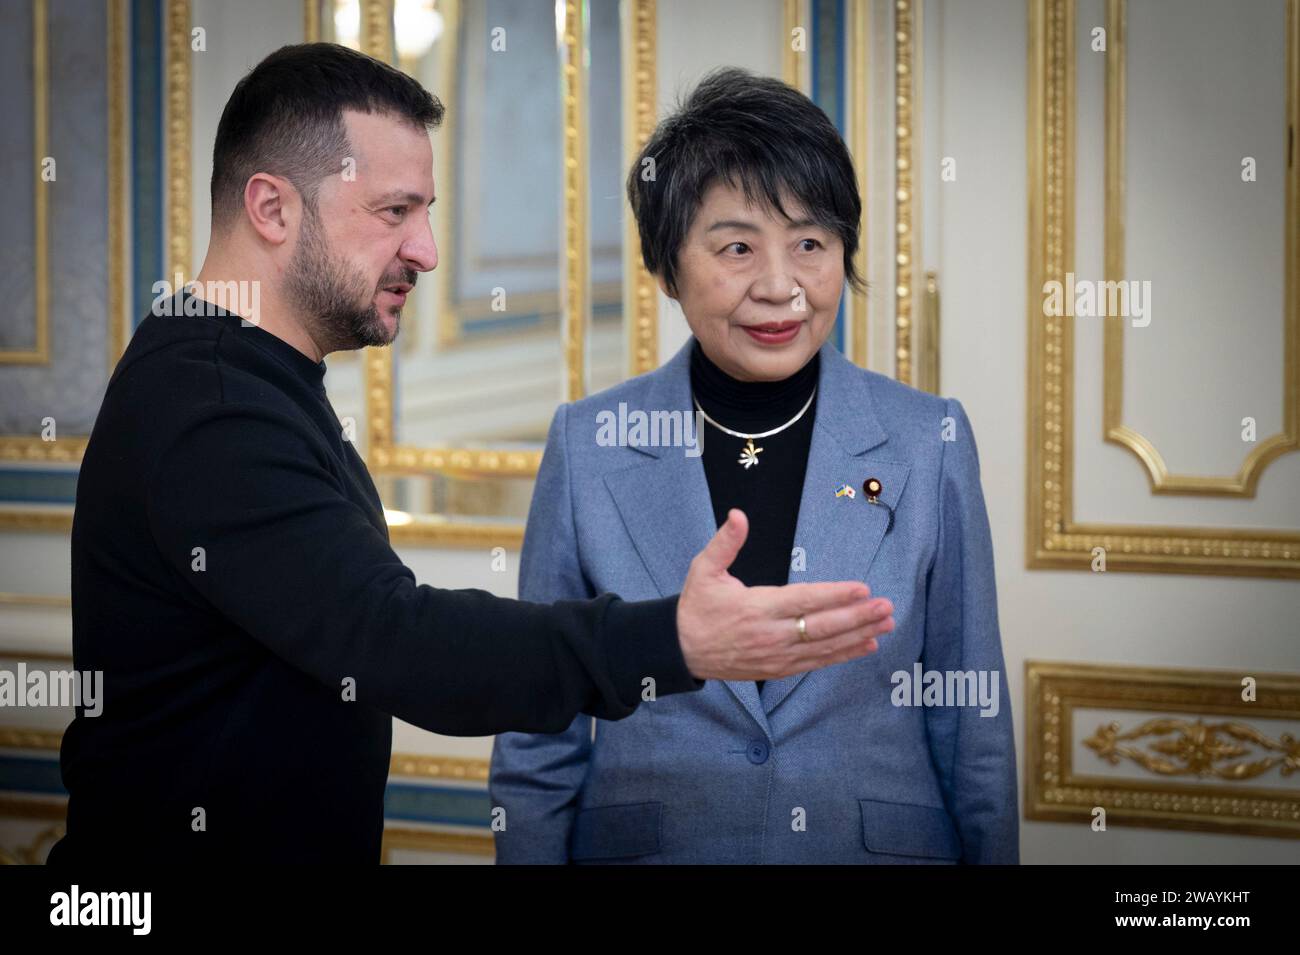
[210,43,444,229]
[627,67,863,296]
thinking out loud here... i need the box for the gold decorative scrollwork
[1084,717,1300,781]
[1026,661,1300,839]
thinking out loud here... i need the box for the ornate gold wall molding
[1083,717,1298,782]
[164,0,190,286]
[430,0,460,350]
[848,0,870,369]
[303,0,320,43]
[0,0,50,366]
[0,592,69,608]
[560,0,588,403]
[362,0,391,60]
[0,649,73,663]
[1026,0,1300,578]
[893,0,915,385]
[0,798,64,823]
[918,269,939,391]
[0,726,63,751]
[381,826,492,862]
[389,753,488,782]
[0,505,81,531]
[1026,661,1300,839]
[108,0,128,368]
[1102,0,1299,498]
[0,824,63,865]
[624,0,658,377]
[31,0,48,365]
[0,0,130,524]
[0,436,87,466]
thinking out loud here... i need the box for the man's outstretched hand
[677,509,894,681]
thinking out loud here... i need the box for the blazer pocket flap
[859,798,962,860]
[570,801,662,861]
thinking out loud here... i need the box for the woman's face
[664,181,845,382]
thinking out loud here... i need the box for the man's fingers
[813,634,882,669]
[797,597,893,642]
[691,508,749,576]
[787,617,894,672]
[761,580,872,618]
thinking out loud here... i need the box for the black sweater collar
[689,337,819,432]
[178,289,328,395]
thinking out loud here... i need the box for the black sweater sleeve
[144,402,701,736]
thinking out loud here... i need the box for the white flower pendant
[738,438,763,469]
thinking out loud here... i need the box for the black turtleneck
[51,291,700,864]
[690,339,819,691]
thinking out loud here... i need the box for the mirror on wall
[383,0,566,525]
[339,0,633,533]
[310,0,853,538]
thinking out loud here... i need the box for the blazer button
[747,739,770,764]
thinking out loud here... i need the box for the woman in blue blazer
[489,68,1018,864]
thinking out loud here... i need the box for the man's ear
[243,173,294,245]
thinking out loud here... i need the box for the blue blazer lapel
[601,341,908,731]
[603,342,773,737]
[760,343,910,716]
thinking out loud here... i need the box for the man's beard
[284,203,414,352]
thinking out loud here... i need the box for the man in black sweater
[49,44,894,864]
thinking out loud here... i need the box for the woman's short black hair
[627,67,863,296]
[210,43,444,229]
